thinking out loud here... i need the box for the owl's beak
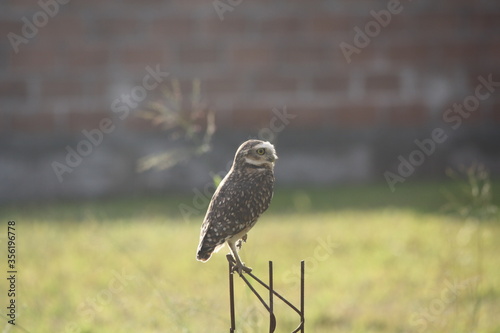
[268,154,278,162]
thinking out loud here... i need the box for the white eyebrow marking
[254,142,274,151]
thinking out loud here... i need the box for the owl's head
[234,140,278,169]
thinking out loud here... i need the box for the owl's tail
[196,250,212,262]
[196,236,214,262]
[196,240,225,262]
[196,245,213,262]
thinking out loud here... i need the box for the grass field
[1,181,499,332]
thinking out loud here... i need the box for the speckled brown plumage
[196,139,277,274]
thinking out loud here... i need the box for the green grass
[1,182,500,332]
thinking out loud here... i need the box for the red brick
[279,45,329,63]
[10,112,54,132]
[306,15,355,34]
[38,16,85,44]
[66,43,109,68]
[231,108,272,128]
[119,46,165,67]
[312,76,349,93]
[387,104,428,126]
[93,18,143,37]
[204,77,241,94]
[42,79,83,98]
[0,21,23,36]
[122,0,167,4]
[67,112,113,132]
[203,17,248,34]
[254,77,297,93]
[335,105,379,127]
[1,1,499,136]
[416,15,460,33]
[468,13,500,31]
[467,73,500,93]
[174,0,213,9]
[85,79,110,98]
[65,0,109,9]
[387,44,429,63]
[465,106,485,125]
[0,114,7,132]
[261,17,303,34]
[442,42,487,62]
[365,74,400,91]
[441,105,484,127]
[231,44,273,66]
[491,105,500,123]
[439,98,486,126]
[338,41,379,64]
[3,0,39,9]
[379,14,408,32]
[0,80,27,98]
[289,108,333,128]
[488,41,500,61]
[9,44,59,70]
[179,45,219,63]
[150,18,194,36]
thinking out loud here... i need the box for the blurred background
[1,1,500,332]
[1,0,499,201]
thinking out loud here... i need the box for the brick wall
[1,0,500,201]
[2,0,499,132]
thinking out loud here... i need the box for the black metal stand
[227,254,305,333]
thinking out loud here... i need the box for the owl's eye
[256,148,266,155]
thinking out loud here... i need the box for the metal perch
[227,254,305,333]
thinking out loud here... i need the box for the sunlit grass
[1,182,499,332]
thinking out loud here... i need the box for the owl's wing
[196,175,236,260]
[197,171,273,261]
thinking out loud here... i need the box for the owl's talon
[231,263,252,275]
[227,255,252,275]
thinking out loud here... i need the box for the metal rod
[239,273,275,316]
[229,259,235,332]
[269,261,274,333]
[291,260,305,333]
[301,260,305,333]
[226,255,303,332]
[247,270,302,316]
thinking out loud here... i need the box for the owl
[196,140,278,274]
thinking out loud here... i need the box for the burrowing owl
[196,140,277,274]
